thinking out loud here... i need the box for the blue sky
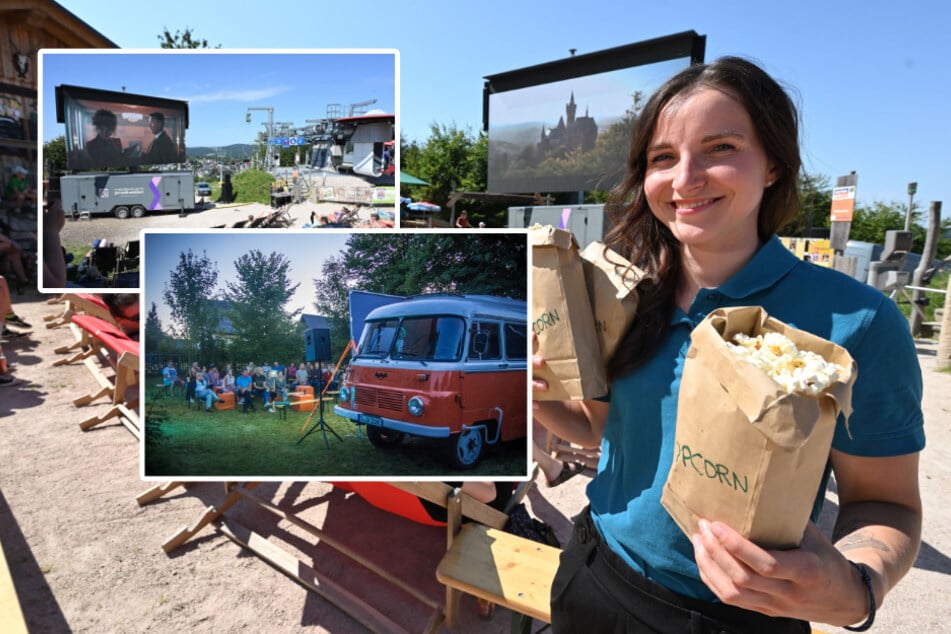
[40,51,396,149]
[143,230,352,327]
[52,0,949,210]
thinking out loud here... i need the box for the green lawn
[143,382,528,478]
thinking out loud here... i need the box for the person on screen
[143,112,178,164]
[84,109,124,169]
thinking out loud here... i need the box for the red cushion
[331,482,445,527]
[70,314,138,357]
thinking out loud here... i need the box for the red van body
[334,294,527,469]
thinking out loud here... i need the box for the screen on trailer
[56,84,188,171]
[484,31,704,195]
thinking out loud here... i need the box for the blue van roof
[365,293,526,321]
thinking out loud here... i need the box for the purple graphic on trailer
[559,207,571,229]
[150,176,163,210]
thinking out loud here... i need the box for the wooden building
[1,1,114,288]
[1,0,115,189]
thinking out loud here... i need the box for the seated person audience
[235,368,254,412]
[221,366,236,392]
[251,367,271,411]
[102,293,140,339]
[4,166,36,208]
[195,375,221,411]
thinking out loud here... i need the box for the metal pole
[909,201,943,336]
[904,182,917,231]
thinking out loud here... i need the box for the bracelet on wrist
[843,561,876,632]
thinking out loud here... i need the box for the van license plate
[358,414,383,426]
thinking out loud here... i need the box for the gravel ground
[56,171,394,252]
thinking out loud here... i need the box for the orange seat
[290,389,316,412]
[215,391,236,411]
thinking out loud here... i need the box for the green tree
[144,301,166,354]
[43,135,67,176]
[848,201,907,244]
[224,250,303,364]
[400,124,500,223]
[780,171,833,236]
[163,250,220,361]
[314,234,526,355]
[311,252,353,356]
[158,27,220,49]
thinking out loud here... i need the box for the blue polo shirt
[588,235,926,601]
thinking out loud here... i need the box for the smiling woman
[532,56,925,634]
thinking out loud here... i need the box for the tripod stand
[296,359,342,449]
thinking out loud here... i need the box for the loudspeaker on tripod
[305,327,331,362]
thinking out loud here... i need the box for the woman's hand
[692,520,871,627]
[532,352,550,408]
[531,335,609,448]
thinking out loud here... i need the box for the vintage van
[333,293,527,469]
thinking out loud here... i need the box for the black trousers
[550,508,811,634]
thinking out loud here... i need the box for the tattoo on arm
[835,527,892,554]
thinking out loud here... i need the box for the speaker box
[305,327,331,362]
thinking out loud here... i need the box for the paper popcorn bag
[531,225,607,400]
[661,306,856,549]
[579,241,645,365]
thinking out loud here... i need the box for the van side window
[469,321,501,360]
[503,322,527,360]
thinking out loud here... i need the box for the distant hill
[187,143,257,160]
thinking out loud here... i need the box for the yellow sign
[779,237,835,268]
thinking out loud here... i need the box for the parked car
[195,182,212,197]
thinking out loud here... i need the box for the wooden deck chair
[77,347,141,439]
[63,315,140,438]
[47,292,116,332]
[54,312,127,367]
[160,477,537,633]
[69,315,136,407]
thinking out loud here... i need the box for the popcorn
[727,331,845,395]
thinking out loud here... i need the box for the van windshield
[357,318,399,358]
[357,315,465,361]
[394,315,465,361]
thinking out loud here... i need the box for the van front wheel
[367,427,405,448]
[447,427,484,470]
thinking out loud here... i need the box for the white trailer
[508,204,608,250]
[61,171,196,219]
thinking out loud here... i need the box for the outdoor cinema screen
[484,31,704,195]
[56,84,188,171]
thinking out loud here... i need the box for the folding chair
[47,292,116,331]
[159,476,538,634]
[65,314,141,439]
